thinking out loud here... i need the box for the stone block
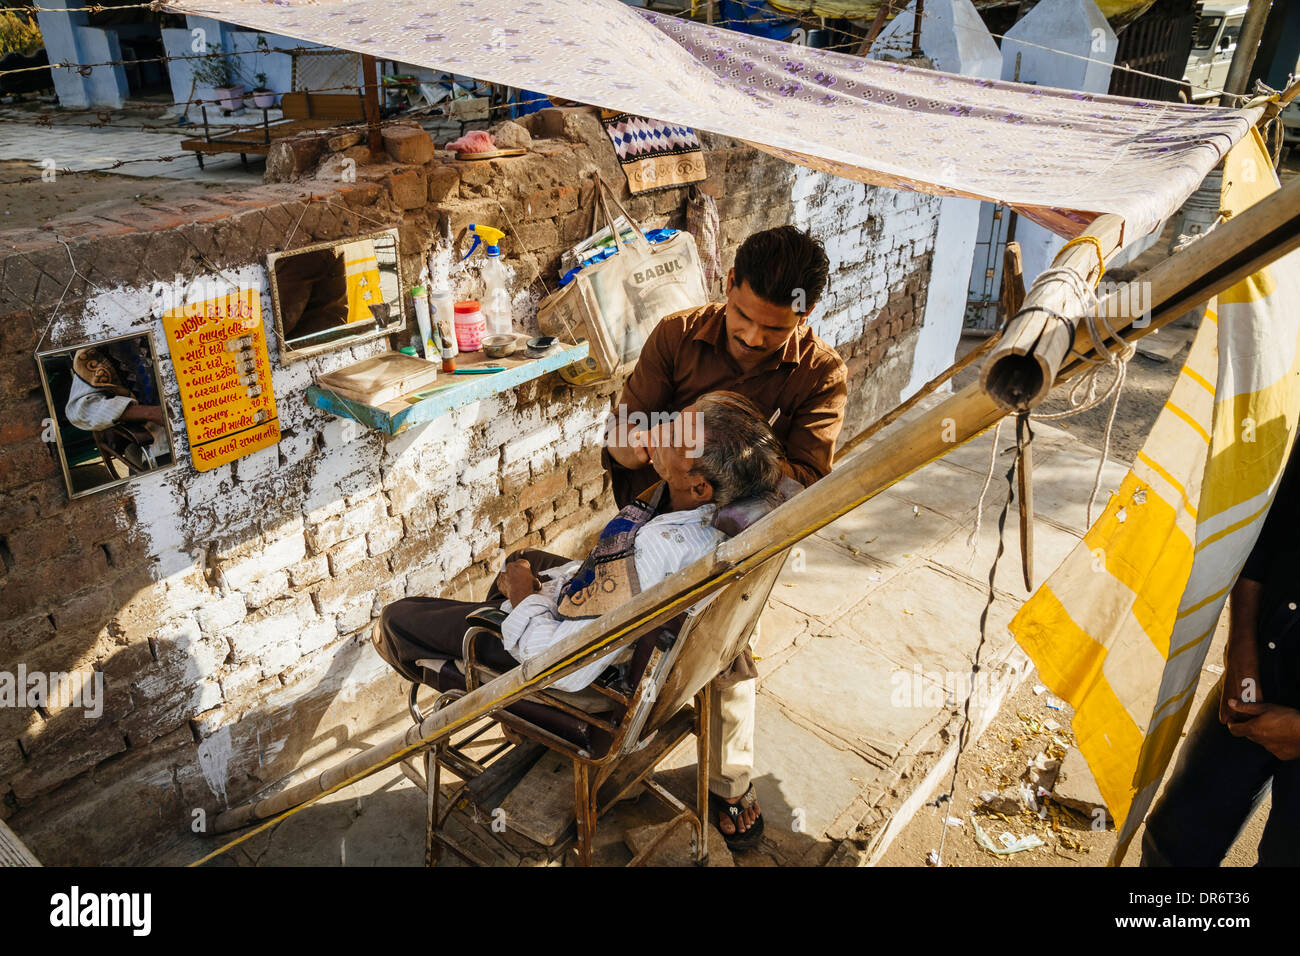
[388,168,428,210]
[265,135,324,183]
[327,130,364,151]
[489,119,532,151]
[382,126,434,165]
[427,164,460,204]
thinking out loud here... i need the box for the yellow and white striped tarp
[1010,128,1300,863]
[340,239,384,325]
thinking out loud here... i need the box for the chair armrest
[466,606,507,631]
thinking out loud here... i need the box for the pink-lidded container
[453,300,486,352]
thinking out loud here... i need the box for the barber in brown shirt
[603,225,847,851]
[606,226,846,505]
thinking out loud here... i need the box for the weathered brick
[579,477,606,505]
[427,164,461,204]
[518,469,568,512]
[314,554,389,613]
[327,535,369,577]
[9,723,126,801]
[382,126,434,165]
[553,488,581,522]
[245,570,290,610]
[367,516,404,557]
[388,168,428,210]
[526,502,554,533]
[501,512,529,546]
[287,554,328,589]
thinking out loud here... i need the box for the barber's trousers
[372,549,756,797]
[1140,678,1300,866]
[709,678,755,800]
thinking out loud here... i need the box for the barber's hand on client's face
[500,558,542,606]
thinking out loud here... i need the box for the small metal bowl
[481,334,517,359]
[525,335,558,358]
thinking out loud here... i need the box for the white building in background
[871,0,1003,391]
[965,0,1116,329]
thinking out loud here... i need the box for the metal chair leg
[425,748,439,867]
[694,688,711,866]
[573,761,594,866]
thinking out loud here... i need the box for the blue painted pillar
[33,0,128,108]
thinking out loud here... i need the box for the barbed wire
[0,42,342,78]
[4,1,169,12]
[6,81,368,128]
[695,8,1230,98]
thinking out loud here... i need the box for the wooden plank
[0,819,39,867]
[306,341,589,435]
[463,740,546,810]
[497,750,576,847]
[280,91,366,121]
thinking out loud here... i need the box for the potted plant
[192,43,244,113]
[250,72,275,109]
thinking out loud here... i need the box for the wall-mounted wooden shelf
[306,341,589,435]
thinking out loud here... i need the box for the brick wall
[0,107,940,864]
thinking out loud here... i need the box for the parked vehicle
[1182,2,1244,102]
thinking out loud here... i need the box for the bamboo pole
[979,213,1125,412]
[1223,0,1272,99]
[203,165,1300,850]
[981,99,1287,414]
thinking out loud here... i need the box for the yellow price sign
[162,288,280,472]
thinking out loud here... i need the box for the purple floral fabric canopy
[168,0,1252,240]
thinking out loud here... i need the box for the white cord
[1026,267,1136,528]
[966,418,1004,550]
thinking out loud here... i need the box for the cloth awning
[167,0,1252,241]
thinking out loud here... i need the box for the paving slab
[928,497,1085,601]
[760,632,942,766]
[747,693,882,863]
[753,597,812,665]
[816,492,957,569]
[837,563,1019,677]
[772,534,892,621]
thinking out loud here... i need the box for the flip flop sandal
[709,785,764,852]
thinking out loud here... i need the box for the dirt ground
[0,159,234,230]
[881,679,1116,867]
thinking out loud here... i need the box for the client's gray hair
[688,392,786,507]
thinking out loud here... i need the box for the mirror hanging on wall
[267,228,405,362]
[36,331,178,498]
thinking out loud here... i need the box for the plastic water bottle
[481,247,513,338]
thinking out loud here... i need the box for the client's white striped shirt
[500,504,726,692]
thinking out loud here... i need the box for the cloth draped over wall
[164,0,1251,244]
[1011,129,1300,863]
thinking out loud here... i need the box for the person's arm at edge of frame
[1220,575,1262,724]
[779,358,848,487]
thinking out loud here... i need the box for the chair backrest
[623,477,802,744]
[635,552,787,741]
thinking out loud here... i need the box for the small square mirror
[267,228,405,363]
[37,331,178,498]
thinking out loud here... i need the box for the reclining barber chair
[400,482,798,866]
